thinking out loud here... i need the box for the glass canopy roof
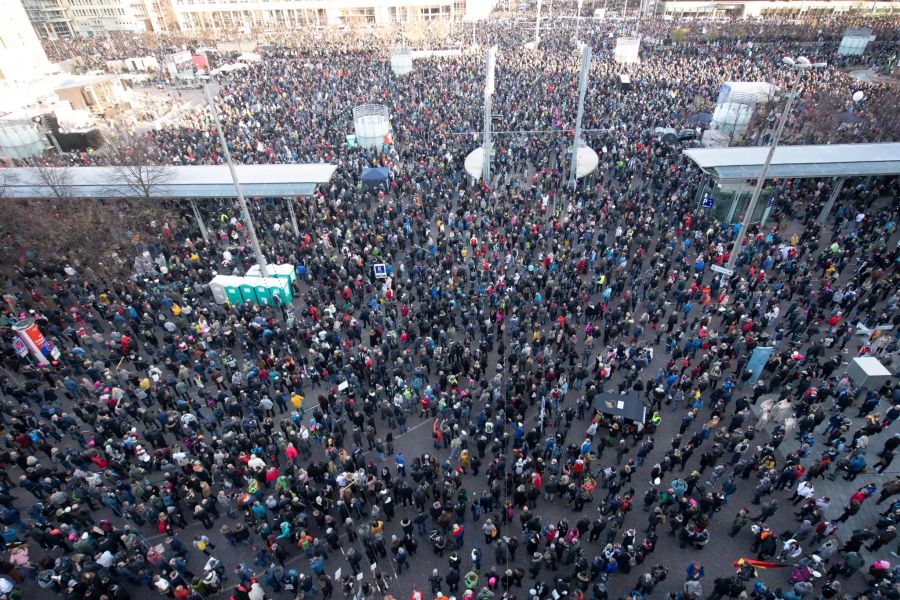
[683,143,900,181]
[0,164,336,199]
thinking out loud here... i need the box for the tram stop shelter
[683,142,900,225]
[0,163,336,238]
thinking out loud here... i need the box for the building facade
[65,0,149,36]
[170,0,497,32]
[21,0,163,39]
[21,0,497,39]
[658,0,900,17]
[23,0,75,38]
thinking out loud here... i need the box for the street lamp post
[482,46,497,185]
[203,83,269,277]
[569,44,592,187]
[723,56,826,277]
[574,0,584,43]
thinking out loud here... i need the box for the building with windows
[23,0,75,38]
[658,0,900,17]
[50,0,147,36]
[20,0,496,40]
[140,0,179,32]
[170,0,497,32]
[21,0,175,39]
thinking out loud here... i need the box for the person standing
[751,499,779,522]
[729,509,750,537]
[835,498,861,523]
[866,526,897,552]
[790,480,815,505]
[877,477,900,504]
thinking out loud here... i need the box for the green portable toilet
[272,263,297,285]
[246,263,296,286]
[254,281,274,306]
[239,281,258,304]
[222,276,244,305]
[269,277,292,304]
[281,278,294,303]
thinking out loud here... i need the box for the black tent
[594,392,646,423]
[361,167,389,189]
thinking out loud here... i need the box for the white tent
[211,63,250,75]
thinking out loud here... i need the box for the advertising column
[12,317,59,365]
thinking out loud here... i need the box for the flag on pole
[733,558,791,570]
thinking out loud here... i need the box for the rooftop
[0,163,337,199]
[683,142,900,180]
[54,74,120,90]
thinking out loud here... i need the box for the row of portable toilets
[208,263,298,306]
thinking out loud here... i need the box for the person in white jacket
[790,480,815,505]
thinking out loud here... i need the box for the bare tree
[32,161,74,200]
[100,133,174,199]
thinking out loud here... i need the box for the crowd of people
[1,7,899,600]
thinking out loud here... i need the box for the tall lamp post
[481,46,497,186]
[203,83,269,277]
[574,0,584,44]
[569,44,592,187]
[723,56,826,276]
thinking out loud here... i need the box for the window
[420,6,444,19]
[340,7,375,23]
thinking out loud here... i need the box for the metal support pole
[724,72,801,275]
[759,193,773,228]
[482,46,497,186]
[569,44,591,188]
[726,183,741,224]
[817,176,846,224]
[189,199,209,243]
[286,196,299,236]
[46,131,63,156]
[203,83,269,277]
[35,115,62,155]
[482,94,493,185]
[693,177,708,208]
[574,0,583,42]
[535,0,542,44]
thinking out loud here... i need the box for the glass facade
[703,180,776,225]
